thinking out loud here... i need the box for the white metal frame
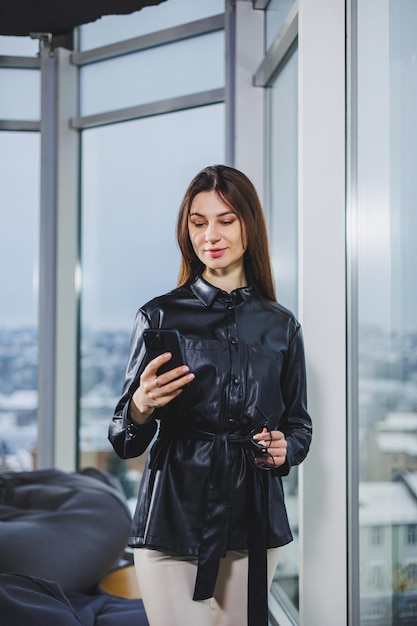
[38,46,79,470]
[297,1,347,624]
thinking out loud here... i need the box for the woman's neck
[202,268,247,293]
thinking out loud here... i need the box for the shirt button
[228,418,236,426]
[227,304,234,311]
[230,337,238,345]
[233,377,239,385]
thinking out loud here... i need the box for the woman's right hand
[129,352,195,424]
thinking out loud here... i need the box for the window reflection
[357,1,417,624]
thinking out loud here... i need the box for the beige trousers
[134,547,280,626]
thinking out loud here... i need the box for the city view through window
[357,2,417,623]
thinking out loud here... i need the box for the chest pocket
[244,344,285,421]
[176,338,227,418]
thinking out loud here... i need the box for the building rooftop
[359,481,417,525]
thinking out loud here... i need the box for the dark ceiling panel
[0,0,168,37]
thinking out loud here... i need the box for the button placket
[224,297,242,425]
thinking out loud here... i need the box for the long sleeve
[275,323,312,476]
[108,309,158,459]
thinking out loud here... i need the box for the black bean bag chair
[0,573,83,626]
[0,468,149,625]
[0,468,131,593]
[0,572,149,626]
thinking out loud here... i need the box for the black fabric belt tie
[161,426,270,626]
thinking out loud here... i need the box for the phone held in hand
[143,329,187,375]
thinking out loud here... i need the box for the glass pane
[356,1,417,624]
[80,31,224,117]
[79,0,225,50]
[0,35,39,56]
[0,69,40,120]
[266,0,296,49]
[79,103,225,498]
[0,132,40,471]
[268,47,298,313]
[267,46,299,614]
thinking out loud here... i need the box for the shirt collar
[190,275,254,307]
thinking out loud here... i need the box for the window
[353,1,417,623]
[267,47,298,313]
[0,35,40,472]
[265,0,296,48]
[400,598,417,618]
[79,0,225,50]
[370,526,384,547]
[407,525,417,545]
[0,128,40,471]
[77,6,226,497]
[79,31,225,117]
[260,1,300,618]
[368,564,385,590]
[407,563,417,584]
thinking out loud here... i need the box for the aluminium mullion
[70,88,225,130]
[346,2,361,624]
[225,0,236,166]
[71,14,225,67]
[0,55,40,69]
[0,120,40,131]
[37,46,58,469]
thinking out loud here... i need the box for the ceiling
[0,0,168,37]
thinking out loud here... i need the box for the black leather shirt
[109,276,312,624]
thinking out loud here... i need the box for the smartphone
[143,329,187,375]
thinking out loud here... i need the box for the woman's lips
[205,248,226,258]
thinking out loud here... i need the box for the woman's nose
[205,223,220,242]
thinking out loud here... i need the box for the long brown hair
[176,165,277,302]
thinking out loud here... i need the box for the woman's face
[188,190,246,276]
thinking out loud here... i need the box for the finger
[144,352,174,377]
[269,442,287,455]
[253,427,270,442]
[155,364,192,386]
[157,371,195,396]
[271,430,285,441]
[139,370,194,414]
[269,435,287,447]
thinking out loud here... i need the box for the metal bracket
[30,32,55,58]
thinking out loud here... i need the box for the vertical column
[225,0,236,167]
[234,0,264,199]
[38,44,58,469]
[38,44,79,471]
[297,0,347,624]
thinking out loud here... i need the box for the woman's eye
[193,222,205,228]
[221,220,233,226]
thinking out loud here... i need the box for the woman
[109,165,312,626]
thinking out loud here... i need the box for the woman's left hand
[253,429,287,468]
